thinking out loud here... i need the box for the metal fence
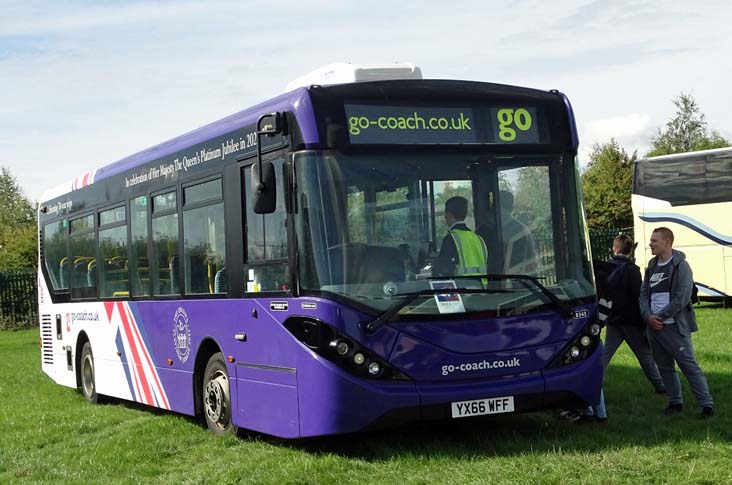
[589,227,634,262]
[0,270,38,330]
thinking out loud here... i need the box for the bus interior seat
[214,266,227,293]
[186,253,209,294]
[73,257,94,288]
[59,257,69,288]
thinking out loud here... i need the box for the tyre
[80,342,99,404]
[202,352,238,435]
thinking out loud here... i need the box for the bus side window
[70,214,96,299]
[43,220,69,291]
[243,160,289,293]
[151,190,179,296]
[182,178,225,295]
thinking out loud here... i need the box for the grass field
[1,306,731,484]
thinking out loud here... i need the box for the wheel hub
[204,374,229,425]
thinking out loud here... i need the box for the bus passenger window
[183,179,225,295]
[43,220,68,291]
[70,214,96,299]
[98,206,128,298]
[130,196,150,296]
[152,191,179,295]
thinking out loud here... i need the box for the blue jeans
[586,389,607,419]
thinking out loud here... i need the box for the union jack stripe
[104,301,170,409]
[71,170,97,191]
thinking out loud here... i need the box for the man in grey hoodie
[639,227,714,418]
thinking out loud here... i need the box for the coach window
[151,190,179,295]
[243,159,289,293]
[69,214,97,299]
[183,178,225,294]
[98,206,129,298]
[130,196,150,296]
[43,219,69,290]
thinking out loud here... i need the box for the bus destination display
[345,104,542,145]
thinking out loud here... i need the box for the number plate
[451,396,515,418]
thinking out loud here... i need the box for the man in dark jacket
[602,234,666,393]
[640,227,714,417]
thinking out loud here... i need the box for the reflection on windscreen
[293,151,594,314]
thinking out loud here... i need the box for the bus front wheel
[80,342,99,404]
[202,352,238,435]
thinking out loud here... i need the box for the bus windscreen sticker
[429,280,466,314]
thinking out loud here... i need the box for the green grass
[1,306,731,484]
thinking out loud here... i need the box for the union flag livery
[38,65,602,438]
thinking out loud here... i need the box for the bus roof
[635,146,732,164]
[40,78,578,204]
[40,87,319,204]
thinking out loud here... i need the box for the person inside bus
[640,227,714,418]
[432,196,488,277]
[496,190,538,274]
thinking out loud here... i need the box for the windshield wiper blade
[509,275,573,319]
[364,287,508,333]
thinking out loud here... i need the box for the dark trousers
[602,324,666,392]
[647,324,713,408]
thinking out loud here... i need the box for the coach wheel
[203,352,238,435]
[80,342,99,404]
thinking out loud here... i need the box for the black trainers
[559,410,582,422]
[664,403,683,415]
[700,406,714,418]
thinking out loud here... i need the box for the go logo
[496,108,533,142]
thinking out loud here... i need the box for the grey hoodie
[639,249,698,336]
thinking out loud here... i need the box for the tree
[582,139,636,229]
[0,167,38,270]
[647,93,730,156]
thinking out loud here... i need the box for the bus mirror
[252,161,276,214]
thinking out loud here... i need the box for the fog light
[580,336,591,347]
[368,362,382,376]
[330,340,350,356]
[353,352,365,365]
[590,323,601,336]
[569,346,580,359]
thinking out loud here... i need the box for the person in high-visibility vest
[433,196,488,277]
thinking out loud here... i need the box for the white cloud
[578,113,655,168]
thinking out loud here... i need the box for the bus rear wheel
[80,342,99,404]
[202,352,238,435]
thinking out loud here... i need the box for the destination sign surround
[345,104,542,145]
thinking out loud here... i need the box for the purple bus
[38,69,601,438]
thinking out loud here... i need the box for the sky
[2,0,731,201]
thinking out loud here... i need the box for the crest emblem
[172,307,191,363]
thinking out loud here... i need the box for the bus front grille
[41,314,53,365]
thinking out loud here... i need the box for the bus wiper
[428,274,573,319]
[364,287,508,333]
[501,274,573,319]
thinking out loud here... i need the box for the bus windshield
[293,150,594,315]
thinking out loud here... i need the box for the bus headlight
[284,317,411,380]
[548,320,602,368]
[569,346,580,359]
[330,339,350,356]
